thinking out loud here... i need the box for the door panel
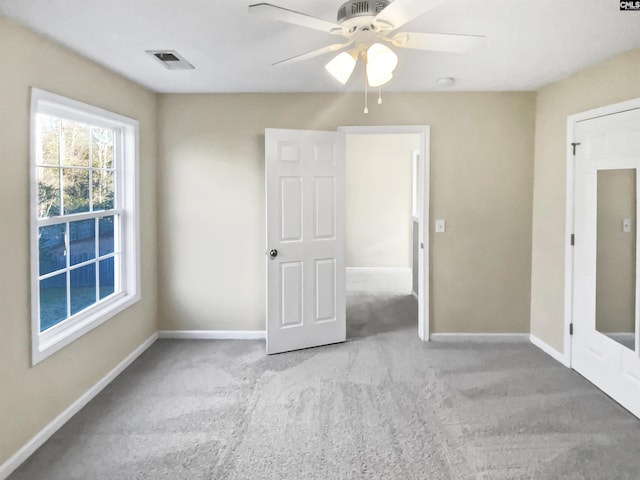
[314,143,336,164]
[315,258,336,322]
[572,107,640,418]
[314,177,336,239]
[281,262,303,327]
[281,177,303,242]
[266,129,346,354]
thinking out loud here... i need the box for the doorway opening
[263,126,429,354]
[339,126,430,342]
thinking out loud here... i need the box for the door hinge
[571,142,581,156]
[570,234,575,246]
[570,323,574,335]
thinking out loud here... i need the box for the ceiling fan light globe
[366,43,398,73]
[366,65,393,87]
[325,52,357,84]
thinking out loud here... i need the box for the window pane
[37,167,61,218]
[40,273,67,332]
[39,224,66,275]
[99,257,115,299]
[92,127,114,169]
[37,115,60,165]
[62,168,90,214]
[70,263,97,315]
[62,120,90,167]
[99,216,115,256]
[69,219,95,266]
[92,170,115,211]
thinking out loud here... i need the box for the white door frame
[339,125,430,341]
[565,97,640,368]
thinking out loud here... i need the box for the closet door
[572,107,640,418]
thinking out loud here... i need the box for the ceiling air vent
[147,50,194,70]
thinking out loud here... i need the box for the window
[30,89,140,364]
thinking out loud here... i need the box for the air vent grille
[147,50,195,70]
[155,52,179,62]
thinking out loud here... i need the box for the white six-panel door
[265,129,346,354]
[572,107,640,418]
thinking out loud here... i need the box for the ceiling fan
[248,0,486,89]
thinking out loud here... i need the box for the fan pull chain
[364,71,369,114]
[378,87,382,105]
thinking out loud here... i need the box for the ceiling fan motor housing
[337,0,390,23]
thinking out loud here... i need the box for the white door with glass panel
[265,129,346,354]
[572,107,640,418]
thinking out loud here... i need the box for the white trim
[429,333,530,342]
[338,125,430,342]
[572,98,640,123]
[157,330,266,340]
[0,333,157,480]
[32,88,137,128]
[564,116,576,367]
[412,149,419,218]
[339,125,427,135]
[30,88,141,365]
[35,295,140,364]
[530,334,571,367]
[565,97,640,369]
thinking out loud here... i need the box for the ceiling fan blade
[249,3,344,35]
[376,0,448,31]
[273,42,353,66]
[390,32,485,53]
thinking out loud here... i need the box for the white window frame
[30,88,140,365]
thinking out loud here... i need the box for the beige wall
[345,133,419,268]
[596,169,636,334]
[158,91,535,334]
[0,18,158,465]
[530,48,640,352]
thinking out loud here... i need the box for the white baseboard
[429,333,530,343]
[0,333,158,480]
[530,334,570,367]
[157,330,266,340]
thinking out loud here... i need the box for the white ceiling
[1,0,639,93]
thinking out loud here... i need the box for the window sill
[32,292,140,366]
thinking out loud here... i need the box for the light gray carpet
[9,292,640,479]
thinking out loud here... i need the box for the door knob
[269,249,278,258]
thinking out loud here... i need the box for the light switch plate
[435,219,446,233]
[623,218,632,233]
